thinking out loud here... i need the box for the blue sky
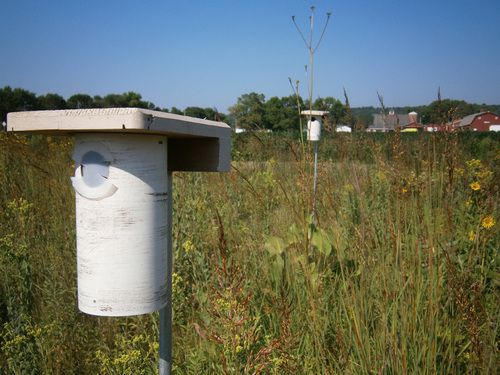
[1,0,499,111]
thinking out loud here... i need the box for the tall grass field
[0,131,498,374]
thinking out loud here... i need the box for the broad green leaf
[271,256,284,279]
[264,236,286,256]
[311,228,332,256]
[287,223,302,245]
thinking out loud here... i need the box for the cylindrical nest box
[307,117,321,141]
[7,108,231,317]
[301,110,329,142]
[72,133,168,316]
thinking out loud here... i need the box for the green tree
[37,93,66,110]
[264,95,302,132]
[91,95,105,108]
[170,107,183,115]
[420,99,471,124]
[0,86,38,122]
[184,106,207,119]
[122,91,155,109]
[351,107,377,128]
[228,92,266,130]
[202,107,218,121]
[67,94,94,109]
[354,111,375,128]
[96,92,154,109]
[101,94,123,107]
[313,97,344,128]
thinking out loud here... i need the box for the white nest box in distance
[301,110,328,141]
[7,108,231,316]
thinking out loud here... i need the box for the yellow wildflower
[481,215,495,229]
[343,183,354,193]
[468,230,476,241]
[476,169,492,180]
[375,170,387,182]
[469,181,480,191]
[182,239,195,253]
[465,199,472,207]
[172,272,183,295]
[7,198,33,215]
[466,159,482,169]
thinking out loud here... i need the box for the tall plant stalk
[292,7,331,114]
[291,6,332,245]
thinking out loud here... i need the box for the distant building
[402,111,424,132]
[335,125,352,133]
[453,112,500,132]
[422,124,449,132]
[367,110,421,132]
[367,109,500,133]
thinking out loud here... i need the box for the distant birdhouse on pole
[301,110,328,141]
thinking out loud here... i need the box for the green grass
[0,131,498,374]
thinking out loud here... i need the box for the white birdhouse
[7,108,231,316]
[307,118,321,141]
[301,110,328,141]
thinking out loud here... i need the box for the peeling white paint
[74,133,169,316]
[307,118,322,141]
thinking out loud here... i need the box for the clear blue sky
[1,0,499,111]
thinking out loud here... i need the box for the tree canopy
[228,92,266,130]
[2,86,499,129]
[0,87,38,121]
[264,95,302,131]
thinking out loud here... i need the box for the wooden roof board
[300,110,329,117]
[7,108,230,139]
[7,108,231,172]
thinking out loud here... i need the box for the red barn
[456,112,500,131]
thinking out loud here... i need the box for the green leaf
[265,236,286,256]
[309,263,320,289]
[271,256,284,279]
[286,223,302,245]
[311,228,332,256]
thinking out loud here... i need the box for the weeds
[0,130,498,374]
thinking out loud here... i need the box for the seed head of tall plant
[291,6,332,108]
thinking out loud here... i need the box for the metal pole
[308,140,319,253]
[159,171,173,375]
[312,140,319,226]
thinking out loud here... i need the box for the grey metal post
[159,170,173,375]
[312,140,319,226]
[308,140,319,253]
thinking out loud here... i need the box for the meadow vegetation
[0,131,498,374]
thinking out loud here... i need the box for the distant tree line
[0,86,226,125]
[2,86,499,132]
[227,92,500,132]
[227,92,356,132]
